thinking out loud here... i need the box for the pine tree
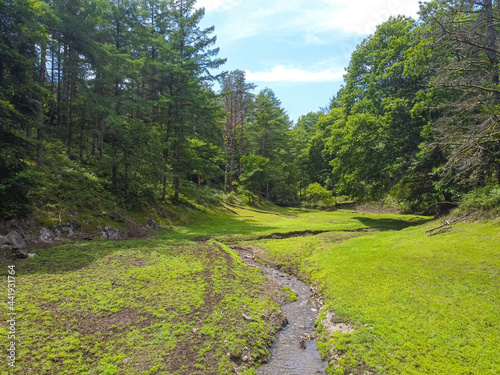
[220,70,255,192]
[165,0,225,203]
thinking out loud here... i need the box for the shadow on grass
[163,215,280,242]
[0,214,278,277]
[353,216,433,231]
[0,239,154,277]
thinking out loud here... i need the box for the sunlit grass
[249,219,500,374]
[1,205,496,374]
[0,239,282,374]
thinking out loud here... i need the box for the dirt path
[234,247,326,375]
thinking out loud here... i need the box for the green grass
[283,286,298,302]
[1,205,498,374]
[165,206,429,243]
[247,216,500,374]
[0,238,284,374]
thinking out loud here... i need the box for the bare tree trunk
[240,108,245,176]
[173,121,183,204]
[162,79,174,201]
[112,165,117,187]
[497,162,500,185]
[228,97,236,192]
[37,42,47,167]
[161,142,168,201]
[173,176,180,203]
[197,173,201,198]
[485,0,498,86]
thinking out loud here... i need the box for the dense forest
[2,0,500,219]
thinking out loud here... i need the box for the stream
[235,248,327,375]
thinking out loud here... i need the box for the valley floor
[1,206,498,374]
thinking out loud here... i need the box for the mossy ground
[1,206,498,374]
[0,237,285,374]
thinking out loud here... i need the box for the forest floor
[1,206,499,374]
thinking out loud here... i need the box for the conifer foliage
[2,0,500,218]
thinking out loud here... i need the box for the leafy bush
[195,185,223,205]
[0,130,45,218]
[456,185,500,215]
[271,180,300,207]
[222,191,243,205]
[303,183,336,208]
[0,168,43,218]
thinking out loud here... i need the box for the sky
[196,0,426,123]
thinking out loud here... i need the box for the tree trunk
[37,42,47,167]
[197,174,201,198]
[112,165,117,188]
[496,161,500,185]
[37,129,44,167]
[61,42,68,146]
[162,173,167,201]
[173,176,180,203]
[240,109,245,176]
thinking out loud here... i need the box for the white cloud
[203,0,426,43]
[195,0,237,11]
[245,65,344,83]
[308,0,424,35]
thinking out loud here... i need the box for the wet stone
[235,248,327,375]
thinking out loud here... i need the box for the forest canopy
[1,0,500,218]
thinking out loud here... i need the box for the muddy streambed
[234,247,327,375]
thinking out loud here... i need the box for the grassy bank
[0,236,286,375]
[1,206,498,374]
[246,214,500,374]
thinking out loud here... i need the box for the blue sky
[197,0,426,123]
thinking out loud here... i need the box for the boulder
[5,231,26,249]
[146,218,159,231]
[40,221,79,242]
[40,227,53,242]
[0,231,30,259]
[97,225,120,240]
[59,220,78,236]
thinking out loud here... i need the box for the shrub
[456,185,500,215]
[303,183,336,208]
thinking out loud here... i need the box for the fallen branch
[426,221,451,233]
[226,203,296,216]
[426,215,471,235]
[242,312,257,322]
[429,226,452,236]
[222,205,244,216]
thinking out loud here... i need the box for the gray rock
[146,218,159,231]
[0,235,8,247]
[40,221,79,242]
[5,231,26,249]
[97,225,120,240]
[1,231,28,259]
[40,227,53,242]
[8,218,23,232]
[59,220,78,236]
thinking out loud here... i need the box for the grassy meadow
[1,205,499,374]
[244,211,500,374]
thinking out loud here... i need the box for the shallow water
[236,249,327,375]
